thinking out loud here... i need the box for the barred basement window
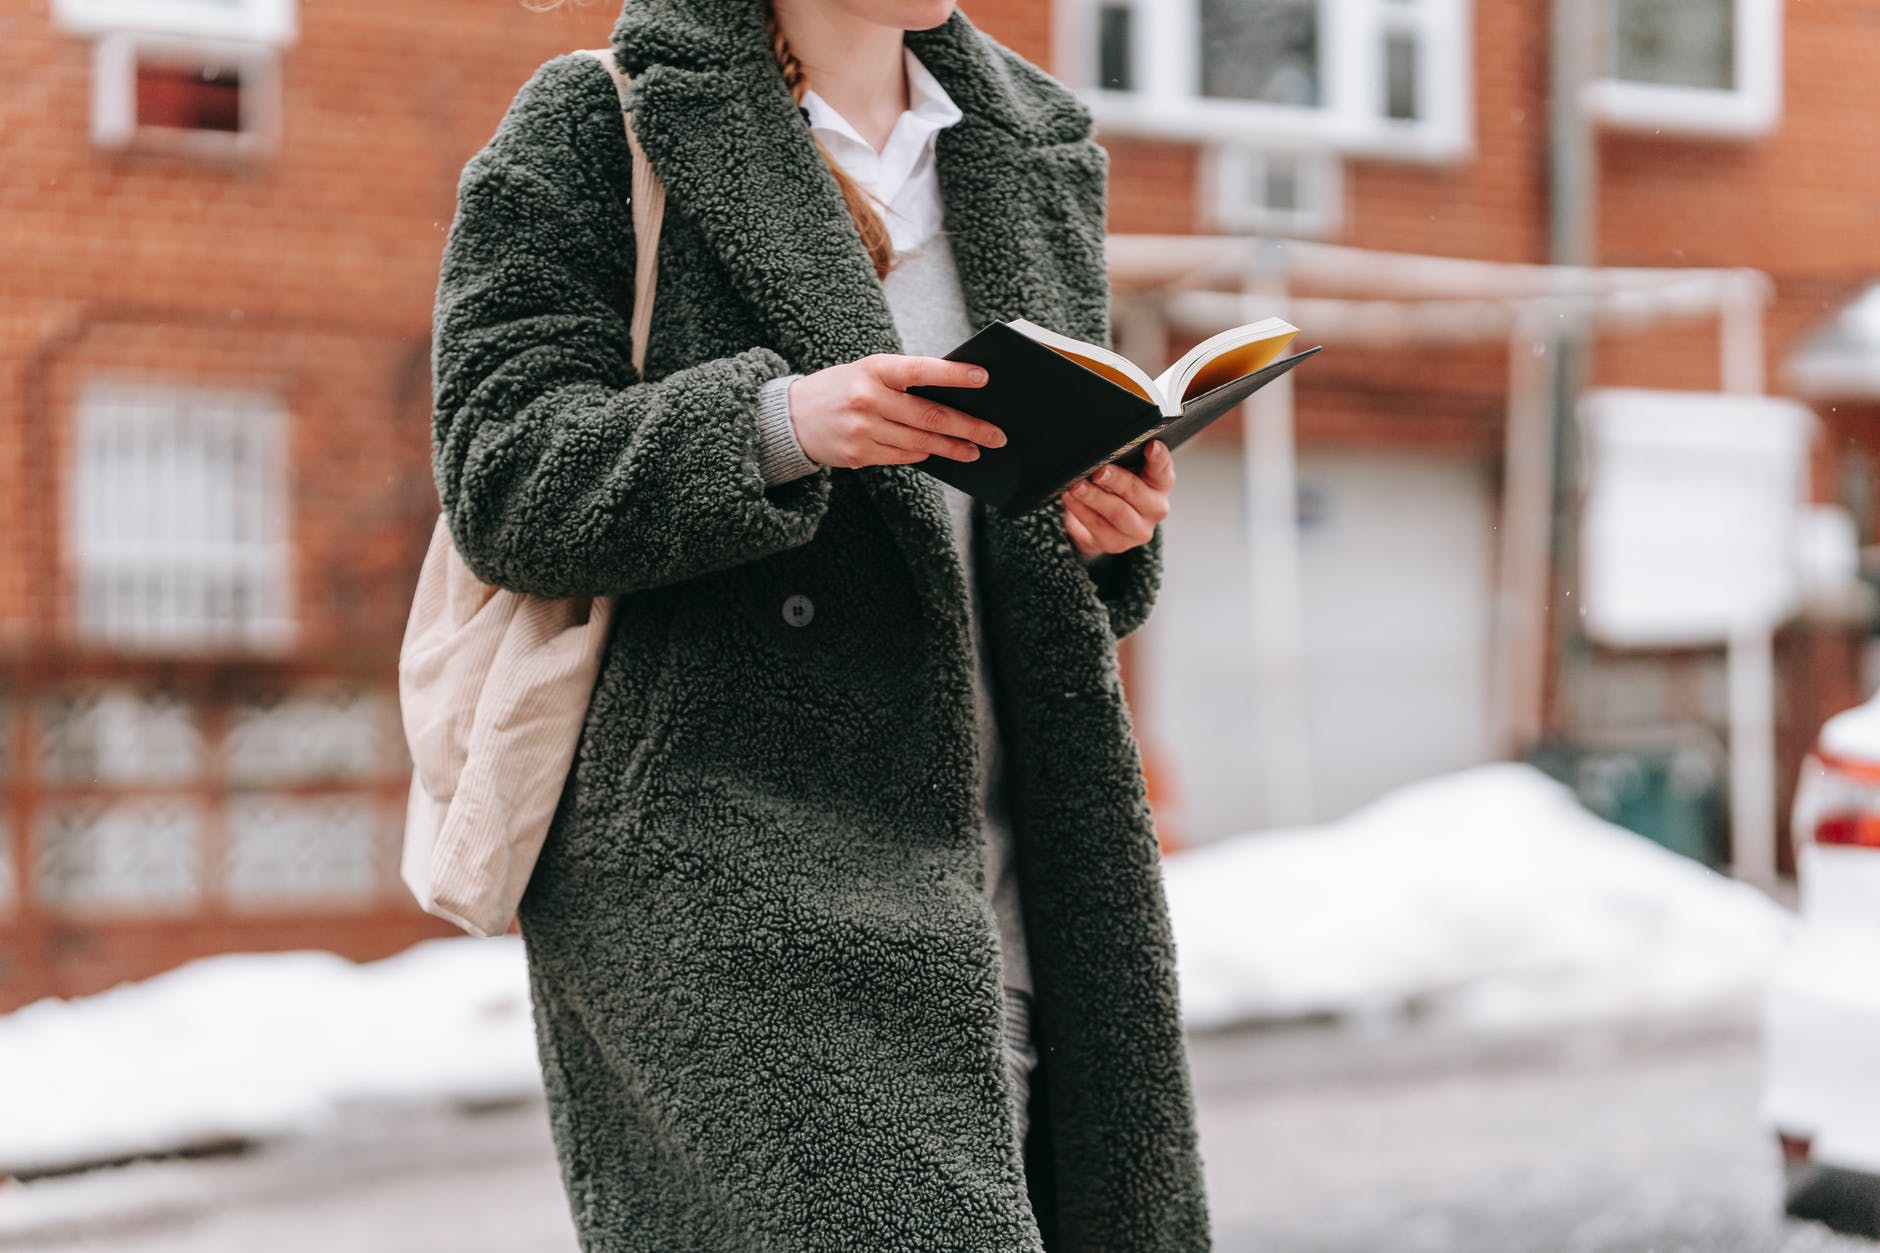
[34,797,204,913]
[225,796,386,909]
[70,379,293,652]
[36,687,204,783]
[224,686,404,785]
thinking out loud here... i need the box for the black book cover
[906,321,1322,515]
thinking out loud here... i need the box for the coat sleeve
[1083,524,1163,641]
[429,54,831,600]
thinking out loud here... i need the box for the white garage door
[1141,443,1498,839]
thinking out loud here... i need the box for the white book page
[1152,317,1299,411]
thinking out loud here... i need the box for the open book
[906,316,1320,515]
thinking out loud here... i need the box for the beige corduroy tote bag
[398,47,666,938]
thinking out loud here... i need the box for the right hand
[786,354,1006,470]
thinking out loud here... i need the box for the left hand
[1063,439,1175,559]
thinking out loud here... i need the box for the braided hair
[527,0,901,279]
[759,0,898,279]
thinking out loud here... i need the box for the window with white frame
[1204,145,1344,237]
[54,0,294,157]
[1066,0,1473,161]
[70,380,293,652]
[89,32,284,156]
[1586,0,1782,138]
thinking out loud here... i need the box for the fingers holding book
[1064,440,1175,559]
[786,353,1007,470]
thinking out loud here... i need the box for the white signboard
[1579,389,1813,648]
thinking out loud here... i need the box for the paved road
[3,1012,1868,1252]
[0,1099,576,1253]
[1188,1015,1866,1253]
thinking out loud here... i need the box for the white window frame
[1585,0,1783,139]
[69,378,295,655]
[90,31,284,159]
[1202,144,1345,238]
[1058,0,1474,164]
[52,0,297,45]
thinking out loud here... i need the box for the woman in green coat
[431,0,1210,1246]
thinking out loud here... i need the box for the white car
[1764,694,1880,1239]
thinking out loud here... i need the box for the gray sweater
[752,230,1031,995]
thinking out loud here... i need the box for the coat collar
[609,0,1110,606]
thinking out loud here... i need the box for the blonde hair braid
[759,0,898,279]
[526,0,900,280]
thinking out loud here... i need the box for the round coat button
[781,594,815,628]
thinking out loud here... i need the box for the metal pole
[1727,621,1780,891]
[1113,297,1186,844]
[1547,0,1600,748]
[1720,270,1778,889]
[1721,272,1767,397]
[1493,312,1558,754]
[1242,250,1316,826]
[1550,0,1599,269]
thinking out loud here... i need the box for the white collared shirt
[800,44,963,256]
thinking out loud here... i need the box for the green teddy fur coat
[429,0,1211,1247]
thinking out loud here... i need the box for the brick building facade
[2,0,1869,1009]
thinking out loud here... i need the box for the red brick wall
[6,0,1875,996]
[0,0,615,1005]
[0,0,623,646]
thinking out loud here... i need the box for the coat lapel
[611,0,1111,608]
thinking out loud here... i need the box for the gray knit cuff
[755,374,821,485]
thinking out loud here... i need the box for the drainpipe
[1545,0,1598,749]
[1550,0,1598,270]
[1493,308,1557,755]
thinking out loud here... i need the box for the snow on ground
[1165,762,1796,1032]
[0,762,1795,1176]
[0,937,542,1178]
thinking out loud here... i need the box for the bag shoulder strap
[578,47,665,378]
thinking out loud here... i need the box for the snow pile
[1164,763,1795,1032]
[0,937,541,1177]
[0,762,1797,1174]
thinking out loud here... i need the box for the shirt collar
[800,44,963,171]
